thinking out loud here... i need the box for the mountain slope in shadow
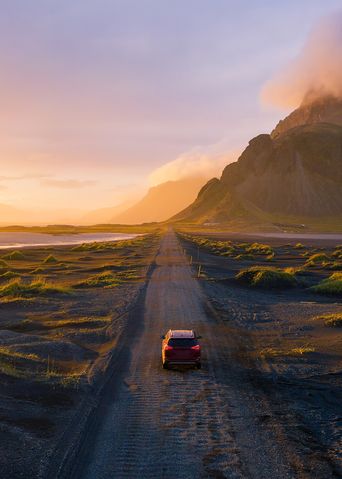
[172,95,342,230]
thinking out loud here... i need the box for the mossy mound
[236,266,297,289]
[310,272,342,296]
[2,250,25,261]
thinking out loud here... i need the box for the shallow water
[0,232,138,249]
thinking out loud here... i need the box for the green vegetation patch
[2,250,26,260]
[332,249,342,260]
[43,254,59,264]
[31,267,45,274]
[15,315,111,332]
[76,271,121,288]
[236,266,297,289]
[245,243,273,255]
[306,253,330,266]
[0,271,19,280]
[310,272,342,296]
[0,277,71,299]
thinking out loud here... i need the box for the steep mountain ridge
[271,94,342,138]
[173,96,342,227]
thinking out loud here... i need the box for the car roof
[169,329,195,338]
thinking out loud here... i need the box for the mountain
[111,177,206,224]
[271,94,342,138]
[80,201,136,225]
[172,96,342,228]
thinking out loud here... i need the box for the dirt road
[65,230,337,478]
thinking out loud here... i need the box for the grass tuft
[0,277,71,299]
[0,271,19,280]
[306,253,330,265]
[2,250,25,260]
[75,271,121,289]
[236,266,297,289]
[43,254,58,264]
[31,267,45,274]
[314,312,342,328]
[310,272,342,296]
[260,346,315,358]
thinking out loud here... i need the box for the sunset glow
[0,1,340,223]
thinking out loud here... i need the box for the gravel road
[66,230,338,479]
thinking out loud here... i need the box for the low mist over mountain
[271,94,342,138]
[111,177,206,224]
[173,95,342,229]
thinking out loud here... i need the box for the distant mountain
[172,96,342,228]
[80,201,136,225]
[111,177,206,224]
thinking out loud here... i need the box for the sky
[0,0,341,216]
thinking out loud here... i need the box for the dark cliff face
[234,123,342,216]
[271,95,342,138]
[172,97,342,223]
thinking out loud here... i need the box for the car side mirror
[161,335,165,339]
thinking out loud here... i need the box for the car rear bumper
[165,359,200,365]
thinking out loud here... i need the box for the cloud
[149,140,239,186]
[261,11,342,108]
[40,179,97,189]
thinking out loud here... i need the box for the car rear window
[168,338,198,347]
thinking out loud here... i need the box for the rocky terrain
[173,95,342,230]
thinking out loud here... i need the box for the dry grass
[43,254,58,264]
[314,312,342,328]
[2,250,25,261]
[260,346,315,358]
[305,253,330,266]
[75,271,121,288]
[0,346,40,362]
[0,277,71,298]
[0,271,19,280]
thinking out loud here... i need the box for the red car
[161,329,202,369]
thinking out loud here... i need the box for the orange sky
[0,1,340,221]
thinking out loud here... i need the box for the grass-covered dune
[236,266,297,289]
[0,231,160,472]
[178,231,342,296]
[310,272,342,296]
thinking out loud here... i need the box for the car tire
[162,362,169,369]
[197,362,201,369]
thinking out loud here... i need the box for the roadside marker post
[197,265,202,278]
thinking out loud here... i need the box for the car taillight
[191,345,200,350]
[165,345,173,351]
